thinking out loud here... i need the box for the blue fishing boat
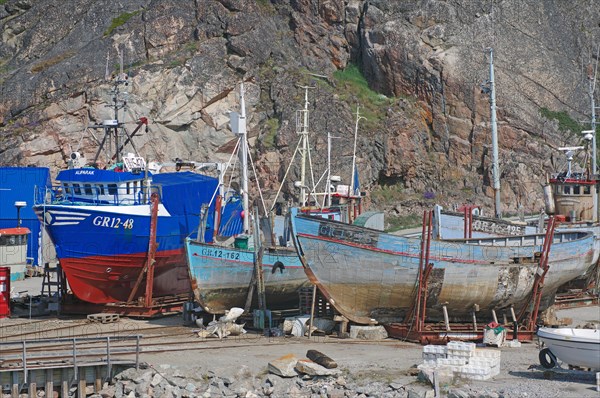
[185,83,308,313]
[186,84,363,314]
[290,209,595,324]
[33,76,220,304]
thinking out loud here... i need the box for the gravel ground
[3,277,599,397]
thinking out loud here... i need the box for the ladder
[41,263,65,314]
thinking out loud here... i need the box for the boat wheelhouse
[0,227,30,281]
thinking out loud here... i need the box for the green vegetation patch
[256,0,275,12]
[540,107,584,135]
[31,51,75,73]
[333,64,395,129]
[386,213,422,232]
[370,183,405,205]
[104,10,142,37]
[262,118,279,149]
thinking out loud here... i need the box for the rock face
[0,0,598,214]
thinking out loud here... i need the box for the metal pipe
[413,211,429,329]
[107,337,112,378]
[135,336,140,371]
[308,284,317,339]
[463,207,468,239]
[510,306,517,323]
[22,341,27,384]
[442,305,451,331]
[420,211,434,328]
[73,338,77,380]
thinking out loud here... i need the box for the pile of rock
[85,347,414,398]
[267,350,340,378]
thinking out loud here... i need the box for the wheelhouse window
[63,183,71,194]
[73,184,81,195]
[126,182,130,195]
[0,234,26,246]
[98,184,105,195]
[84,184,93,195]
[584,186,591,194]
[573,185,581,195]
[108,184,118,195]
[562,185,571,195]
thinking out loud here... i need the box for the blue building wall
[0,167,51,266]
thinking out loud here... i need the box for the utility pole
[588,56,599,222]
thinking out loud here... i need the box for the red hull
[60,249,192,304]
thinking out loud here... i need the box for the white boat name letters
[200,248,241,260]
[472,220,523,236]
[93,216,134,229]
[318,222,379,246]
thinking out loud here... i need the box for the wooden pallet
[87,313,120,324]
[298,287,336,317]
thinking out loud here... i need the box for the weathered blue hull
[185,238,309,314]
[291,211,595,324]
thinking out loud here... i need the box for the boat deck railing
[448,230,591,247]
[33,185,162,207]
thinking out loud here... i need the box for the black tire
[539,347,557,369]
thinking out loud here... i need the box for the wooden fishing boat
[186,85,363,314]
[290,209,595,324]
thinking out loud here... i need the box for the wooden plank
[94,366,102,392]
[61,379,68,398]
[29,382,36,398]
[11,371,19,398]
[46,369,53,398]
[78,378,86,398]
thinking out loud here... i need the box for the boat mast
[326,132,332,207]
[113,49,128,164]
[297,86,313,207]
[235,83,250,233]
[487,48,502,219]
[91,67,129,165]
[350,105,365,196]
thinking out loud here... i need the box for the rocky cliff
[0,0,598,219]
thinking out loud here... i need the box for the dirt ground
[3,277,600,397]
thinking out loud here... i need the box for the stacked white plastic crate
[419,341,501,381]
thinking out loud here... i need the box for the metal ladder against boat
[41,263,65,314]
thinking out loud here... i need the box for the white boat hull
[537,327,600,369]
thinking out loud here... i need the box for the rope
[269,139,302,212]
[246,146,268,215]
[306,139,321,207]
[207,138,240,208]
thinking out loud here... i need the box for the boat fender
[539,347,557,369]
[272,261,285,274]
